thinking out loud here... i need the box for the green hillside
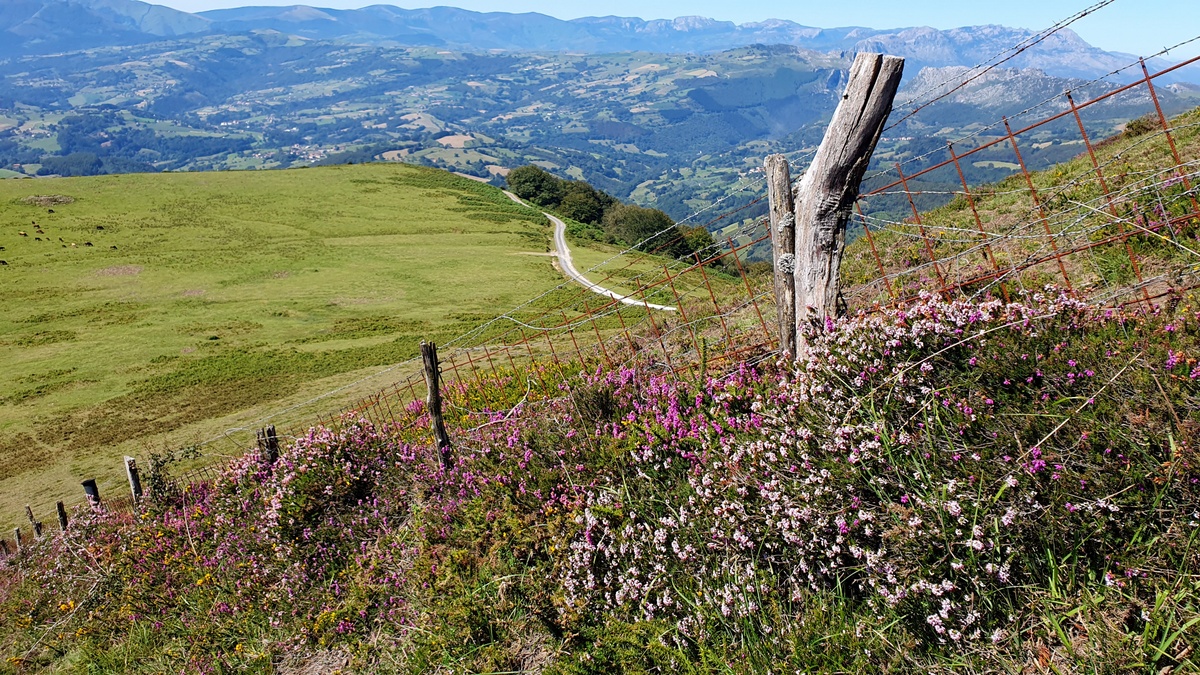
[843,107,1200,304]
[0,163,562,529]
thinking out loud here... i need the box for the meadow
[0,163,560,530]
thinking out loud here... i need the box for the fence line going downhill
[4,42,1200,556]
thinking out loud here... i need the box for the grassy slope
[0,163,559,530]
[843,107,1200,303]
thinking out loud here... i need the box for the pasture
[0,163,559,529]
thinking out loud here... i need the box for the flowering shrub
[558,289,1199,661]
[1,289,1197,672]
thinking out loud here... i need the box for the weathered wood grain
[793,52,904,355]
[765,154,797,357]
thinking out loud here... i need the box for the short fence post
[125,457,143,501]
[257,425,281,463]
[56,501,69,530]
[0,539,8,556]
[266,425,280,463]
[765,153,797,358]
[25,505,43,539]
[421,340,453,470]
[13,528,22,552]
[82,478,101,508]
[792,52,904,357]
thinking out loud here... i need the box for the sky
[149,0,1200,62]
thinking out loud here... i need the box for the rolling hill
[0,163,567,530]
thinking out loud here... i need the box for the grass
[843,106,1200,305]
[0,162,570,531]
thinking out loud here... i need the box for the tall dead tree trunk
[765,154,796,357]
[793,52,904,356]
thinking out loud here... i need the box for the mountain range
[1,0,1195,84]
[2,0,1198,241]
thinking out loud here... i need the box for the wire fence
[849,54,1200,312]
[4,43,1200,560]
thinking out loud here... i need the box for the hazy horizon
[145,0,1200,63]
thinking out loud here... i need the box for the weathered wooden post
[765,154,797,357]
[124,456,144,501]
[421,340,453,470]
[0,539,9,556]
[81,478,101,508]
[24,505,43,538]
[13,528,22,552]
[792,52,904,357]
[56,501,69,530]
[257,424,280,464]
[266,425,282,461]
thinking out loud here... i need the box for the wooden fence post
[0,539,8,556]
[81,478,101,508]
[765,154,797,358]
[25,505,43,538]
[793,52,904,357]
[125,456,143,501]
[266,425,280,463]
[13,528,21,552]
[421,341,453,470]
[56,501,69,530]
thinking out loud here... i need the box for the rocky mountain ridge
[1,0,1194,84]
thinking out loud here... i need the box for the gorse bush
[1,290,1197,672]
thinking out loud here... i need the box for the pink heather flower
[1166,350,1181,369]
[945,501,962,517]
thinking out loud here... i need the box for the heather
[2,290,1197,673]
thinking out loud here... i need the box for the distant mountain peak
[0,0,1192,84]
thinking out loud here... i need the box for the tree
[506,165,563,207]
[602,204,676,253]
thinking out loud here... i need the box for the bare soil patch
[95,265,143,277]
[19,194,75,206]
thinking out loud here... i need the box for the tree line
[505,165,715,260]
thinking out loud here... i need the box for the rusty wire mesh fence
[848,56,1200,311]
[5,51,1200,557]
[118,52,1200,480]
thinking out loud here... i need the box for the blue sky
[152,0,1200,62]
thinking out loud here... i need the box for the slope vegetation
[0,163,559,530]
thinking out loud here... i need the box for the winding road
[503,191,676,312]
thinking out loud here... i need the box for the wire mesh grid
[5,50,1197,555]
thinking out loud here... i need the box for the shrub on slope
[1,290,1197,672]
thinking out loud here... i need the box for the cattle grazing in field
[85,242,93,247]
[18,231,27,236]
[0,260,7,265]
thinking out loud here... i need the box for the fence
[4,47,1200,560]
[847,55,1200,312]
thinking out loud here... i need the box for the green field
[0,163,562,529]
